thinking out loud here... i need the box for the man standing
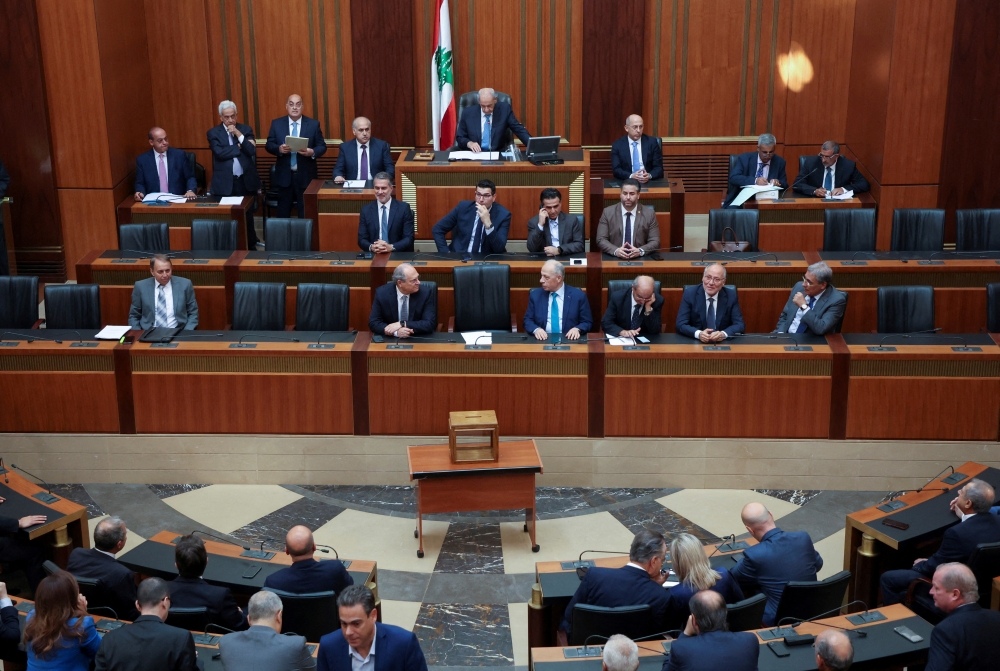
[266,94,326,218]
[218,591,316,671]
[526,188,584,256]
[775,261,848,335]
[128,255,199,330]
[334,117,393,183]
[66,516,139,620]
[133,127,196,202]
[675,264,745,342]
[596,179,660,258]
[602,275,663,338]
[724,133,788,207]
[264,525,353,595]
[432,179,511,254]
[357,172,414,253]
[610,115,664,183]
[925,563,1000,671]
[524,260,592,341]
[455,88,531,152]
[369,263,438,337]
[208,100,261,249]
[794,141,870,198]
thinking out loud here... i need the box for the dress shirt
[788,287,825,333]
[626,562,646,572]
[0,597,11,610]
[694,291,725,341]
[225,125,244,177]
[538,217,560,247]
[545,283,566,333]
[394,287,409,335]
[157,280,177,328]
[349,623,376,671]
[630,139,646,173]
[95,549,117,560]
[619,205,644,254]
[465,205,496,253]
[288,117,301,170]
[355,143,372,180]
[961,512,977,522]
[755,158,770,181]
[154,149,169,186]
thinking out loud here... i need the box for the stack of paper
[461,331,491,345]
[95,325,130,340]
[730,184,780,207]
[448,151,500,161]
[342,180,366,188]
[830,189,854,200]
[141,192,187,204]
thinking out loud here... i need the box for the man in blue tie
[524,260,592,341]
[610,115,664,183]
[675,263,745,342]
[774,262,848,335]
[793,140,870,198]
[265,94,327,218]
[722,133,788,207]
[455,88,531,152]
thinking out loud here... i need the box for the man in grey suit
[774,261,847,335]
[526,188,584,256]
[219,590,315,671]
[596,179,660,258]
[128,254,199,330]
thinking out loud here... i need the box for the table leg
[50,525,74,568]
[526,507,539,553]
[416,512,425,559]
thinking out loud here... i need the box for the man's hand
[476,204,492,229]
[226,124,239,137]
[543,246,560,257]
[710,330,727,342]
[770,179,781,187]
[697,329,716,343]
[538,208,548,226]
[619,328,640,338]
[620,242,641,259]
[683,614,697,637]
[78,593,88,611]
[653,569,669,586]
[371,240,391,254]
[279,143,291,154]
[396,327,414,338]
[0,583,7,601]
[533,328,548,341]
[467,142,482,153]
[755,177,769,186]
[566,328,582,341]
[384,323,402,336]
[134,192,145,202]
[333,176,346,184]
[297,147,314,157]
[631,169,650,184]
[832,187,846,196]
[19,515,46,529]
[814,187,828,198]
[184,190,197,200]
[614,247,629,258]
[792,291,807,309]
[913,557,927,567]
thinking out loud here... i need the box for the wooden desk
[745,195,873,251]
[408,439,543,558]
[304,179,374,251]
[0,470,89,566]
[592,178,685,251]
[2,197,14,275]
[116,196,253,250]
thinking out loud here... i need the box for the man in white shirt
[333,117,394,184]
[774,261,848,335]
[128,255,200,330]
[526,188,584,256]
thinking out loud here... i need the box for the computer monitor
[525,136,561,161]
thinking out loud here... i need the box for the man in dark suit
[432,179,511,254]
[0,583,22,664]
[133,127,196,202]
[596,179,660,258]
[334,117,393,183]
[925,562,1000,671]
[602,275,663,338]
[128,255,199,330]
[317,584,427,671]
[675,264,745,342]
[774,261,848,335]
[0,503,46,590]
[724,133,788,207]
[814,630,854,671]
[66,516,139,620]
[358,172,414,253]
[794,140,870,197]
[368,263,437,337]
[218,590,316,671]
[265,93,327,218]
[611,115,664,183]
[208,100,261,249]
[663,591,759,671]
[168,535,248,631]
[730,502,823,626]
[881,478,1000,606]
[263,525,353,595]
[526,188,584,256]
[455,87,531,152]
[525,260,592,341]
[94,577,198,671]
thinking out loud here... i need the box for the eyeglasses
[818,152,839,159]
[704,276,725,284]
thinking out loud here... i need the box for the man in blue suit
[368,263,437,337]
[794,140,870,198]
[334,117,393,183]
[208,100,261,248]
[611,115,664,183]
[662,591,759,671]
[723,133,788,207]
[263,526,353,596]
[432,179,511,254]
[525,260,592,341]
[358,173,414,253]
[730,502,823,626]
[675,264,745,342]
[455,88,531,152]
[317,585,427,671]
[133,127,196,202]
[128,256,199,330]
[265,93,327,218]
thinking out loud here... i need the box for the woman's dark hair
[23,571,88,658]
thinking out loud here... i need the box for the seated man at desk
[925,562,1000,671]
[358,172,414,253]
[525,260,592,341]
[168,534,248,631]
[602,275,663,338]
[774,262,847,335]
[0,505,47,591]
[723,132,788,207]
[128,255,199,331]
[432,179,511,254]
[66,516,139,620]
[263,525,353,595]
[133,127,197,202]
[526,188,584,256]
[596,179,660,259]
[455,87,531,152]
[794,140,870,198]
[334,116,394,183]
[675,264,744,342]
[663,591,759,671]
[610,114,664,183]
[369,263,437,337]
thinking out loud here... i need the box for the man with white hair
[723,133,788,207]
[208,100,260,248]
[455,87,531,152]
[218,590,315,670]
[774,261,848,335]
[602,634,639,671]
[925,562,1000,671]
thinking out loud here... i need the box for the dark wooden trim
[669,179,686,251]
[113,343,136,434]
[586,251,603,325]
[223,250,247,323]
[370,253,389,296]
[589,177,604,250]
[116,199,133,225]
[587,337,605,438]
[351,330,371,436]
[75,250,101,284]
[303,179,322,251]
[827,333,850,440]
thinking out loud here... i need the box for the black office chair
[43,284,102,330]
[988,283,1000,333]
[568,604,656,646]
[772,570,851,625]
[890,209,945,252]
[823,209,877,252]
[956,209,1000,251]
[450,265,515,332]
[232,282,286,330]
[167,606,211,632]
[119,223,170,252]
[909,541,1000,625]
[607,279,662,297]
[455,91,515,149]
[708,209,759,252]
[722,154,741,207]
[184,151,207,194]
[877,285,935,333]
[42,560,60,576]
[726,593,768,632]
[0,275,40,328]
[263,588,340,643]
[295,283,350,331]
[263,164,281,225]
[191,219,239,251]
[264,218,313,252]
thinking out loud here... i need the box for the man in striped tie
[774,261,848,335]
[128,255,200,330]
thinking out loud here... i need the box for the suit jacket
[602,288,664,337]
[317,622,428,671]
[368,282,437,335]
[94,615,199,671]
[334,138,394,180]
[915,513,1000,577]
[265,116,327,187]
[134,148,196,196]
[358,199,414,252]
[524,285,593,335]
[208,122,261,194]
[560,565,671,634]
[724,151,788,207]
[925,602,1000,671]
[455,101,531,150]
[675,285,745,338]
[219,625,316,671]
[128,276,199,330]
[432,201,511,254]
[525,212,585,255]
[774,283,848,335]
[610,134,664,181]
[0,158,9,199]
[729,528,823,626]
[596,204,660,255]
[263,557,354,595]
[793,155,870,196]
[662,630,760,671]
[664,568,745,630]
[0,604,19,645]
[66,547,140,620]
[168,576,248,631]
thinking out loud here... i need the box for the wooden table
[116,196,254,250]
[745,195,874,251]
[303,179,375,251]
[0,469,89,567]
[591,178,685,251]
[408,439,543,558]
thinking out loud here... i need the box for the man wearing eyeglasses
[723,133,788,207]
[774,262,848,335]
[431,179,511,254]
[265,94,327,218]
[675,263,745,342]
[794,140,870,198]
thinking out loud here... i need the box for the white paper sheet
[830,189,855,200]
[448,151,500,161]
[95,325,131,340]
[461,331,492,345]
[607,337,635,346]
[141,192,187,204]
[730,184,780,207]
[218,196,243,205]
[342,180,366,188]
[284,136,308,151]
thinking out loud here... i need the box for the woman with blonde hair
[23,571,100,671]
[665,533,744,627]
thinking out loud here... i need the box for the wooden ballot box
[448,410,499,462]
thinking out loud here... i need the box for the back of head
[137,576,170,610]
[602,634,639,671]
[741,502,773,534]
[629,529,665,564]
[337,584,376,615]
[689,590,728,634]
[94,516,127,552]
[670,533,718,591]
[815,630,854,671]
[174,534,208,578]
[248,590,283,625]
[285,525,315,559]
[937,562,980,604]
[24,571,86,658]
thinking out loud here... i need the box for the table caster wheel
[523,524,528,532]
[532,545,540,553]
[414,529,418,538]
[417,550,424,558]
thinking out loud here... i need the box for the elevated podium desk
[116,195,253,250]
[744,194,874,251]
[591,178,685,251]
[303,178,375,251]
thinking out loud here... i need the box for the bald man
[611,115,664,183]
[133,127,197,201]
[455,87,531,152]
[815,630,853,671]
[602,275,663,338]
[265,94,326,218]
[333,116,393,183]
[926,563,1000,671]
[262,525,353,595]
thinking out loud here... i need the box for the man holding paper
[128,255,199,330]
[794,140,870,198]
[723,133,788,207]
[133,127,197,202]
[265,94,327,218]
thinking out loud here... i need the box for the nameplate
[784,346,813,351]
[840,261,868,265]
[876,500,907,513]
[111,259,138,264]
[765,261,791,266]
[195,203,219,207]
[543,345,569,351]
[716,540,750,553]
[308,344,336,349]
[257,260,283,265]
[33,492,60,504]
[15,602,34,614]
[702,345,730,351]
[386,344,412,350]
[229,343,256,348]
[340,560,352,569]
[846,610,887,625]
[465,344,491,350]
[942,471,968,485]
[410,261,427,266]
[427,161,451,166]
[757,626,797,641]
[622,345,650,351]
[867,346,896,352]
[918,260,945,265]
[690,261,713,266]
[146,202,171,207]
[330,261,355,266]
[481,161,504,166]
[559,560,595,570]
[563,646,603,659]
[150,343,178,348]
[0,342,18,347]
[70,342,98,348]
[183,259,210,264]
[474,261,500,265]
[241,549,276,560]
[340,189,363,194]
[192,633,220,645]
[952,346,982,352]
[617,261,643,266]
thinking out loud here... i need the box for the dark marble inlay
[299,485,416,514]
[752,489,822,506]
[414,603,514,666]
[230,497,345,553]
[433,523,505,574]
[535,487,670,518]
[147,484,210,499]
[50,484,105,519]
[611,500,717,543]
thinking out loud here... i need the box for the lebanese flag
[431,0,455,150]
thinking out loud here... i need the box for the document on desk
[218,196,243,205]
[341,180,366,188]
[830,189,854,200]
[284,136,309,151]
[607,337,636,346]
[731,184,780,207]
[461,331,491,345]
[95,325,130,340]
[448,151,500,161]
[141,192,187,204]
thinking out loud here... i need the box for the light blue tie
[380,205,389,241]
[823,167,832,191]
[631,141,641,173]
[290,121,299,169]
[482,115,492,151]
[155,285,168,327]
[550,292,560,334]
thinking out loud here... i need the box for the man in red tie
[133,127,197,201]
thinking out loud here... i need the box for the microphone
[578,629,681,657]
[919,465,955,490]
[170,333,225,340]
[887,487,950,501]
[86,605,120,621]
[728,333,801,346]
[473,335,492,346]
[850,250,911,263]
[266,252,325,261]
[117,249,156,258]
[699,251,780,263]
[579,550,628,560]
[3,331,64,344]
[237,334,300,344]
[775,600,874,642]
[596,332,638,345]
[781,166,821,199]
[409,252,463,262]
[389,334,458,344]
[884,333,968,349]
[10,464,58,500]
[190,530,250,550]
[645,245,684,260]
[0,458,9,484]
[928,249,1000,260]
[316,329,358,345]
[316,543,339,559]
[86,605,126,631]
[205,623,235,635]
[64,330,85,343]
[877,328,943,348]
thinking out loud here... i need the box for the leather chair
[184,151,207,194]
[568,604,656,646]
[232,282,286,331]
[708,209,759,252]
[450,265,515,332]
[877,285,935,333]
[772,570,851,625]
[119,223,170,252]
[263,588,339,643]
[906,541,1000,625]
[823,209,877,252]
[43,284,102,330]
[607,279,662,297]
[956,209,1000,251]
[167,606,210,632]
[722,154,740,206]
[263,164,281,225]
[264,218,313,252]
[455,91,514,149]
[191,219,239,251]
[988,283,1000,333]
[0,276,40,328]
[726,593,768,632]
[295,283,350,331]
[890,209,945,252]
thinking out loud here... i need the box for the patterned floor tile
[752,489,822,506]
[298,485,416,514]
[433,522,505,574]
[50,484,105,519]
[609,500,717,542]
[148,484,210,499]
[161,484,302,534]
[230,496,345,553]
[413,603,514,666]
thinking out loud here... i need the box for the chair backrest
[773,570,851,625]
[233,282,286,331]
[956,209,1000,252]
[823,209,877,252]
[119,223,170,252]
[453,265,511,332]
[708,209,760,252]
[988,283,1000,333]
[877,285,935,333]
[185,151,206,192]
[73,575,102,608]
[263,588,340,643]
[295,283,350,331]
[166,606,210,632]
[0,275,39,328]
[456,91,514,148]
[890,209,945,252]
[43,284,102,330]
[967,541,1000,608]
[191,219,239,251]
[799,155,807,173]
[43,560,60,576]
[264,218,313,252]
[568,604,655,646]
[607,279,662,296]
[726,593,767,632]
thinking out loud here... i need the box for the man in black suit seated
[793,140,869,198]
[774,262,848,335]
[357,172,414,253]
[814,630,854,671]
[675,264,745,343]
[723,133,788,207]
[368,263,438,337]
[334,116,394,183]
[208,100,261,249]
[662,591,759,671]
[610,115,664,183]
[881,478,1000,606]
[263,525,353,595]
[168,534,248,631]
[0,503,47,590]
[925,562,1000,671]
[455,88,531,152]
[602,275,663,338]
[526,188,584,256]
[66,516,139,620]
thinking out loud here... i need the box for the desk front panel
[315,187,374,251]
[751,197,864,251]
[117,198,250,250]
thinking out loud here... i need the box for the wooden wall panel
[844,0,893,184]
[58,190,122,280]
[583,0,644,145]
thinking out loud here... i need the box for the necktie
[471,215,484,253]
[630,303,643,330]
[157,153,168,192]
[631,141,641,173]
[359,144,369,180]
[807,295,815,309]
[823,167,833,191]
[399,295,409,324]
[756,161,766,178]
[482,115,492,151]
[155,285,168,327]
[380,205,389,241]
[623,212,632,246]
[229,132,243,177]
[794,295,816,334]
[550,292,560,334]
[290,121,299,169]
[707,297,716,330]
